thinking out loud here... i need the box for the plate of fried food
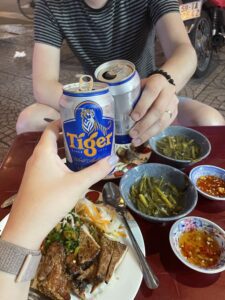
[0,190,145,300]
[106,142,152,179]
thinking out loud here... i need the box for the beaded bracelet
[149,69,176,86]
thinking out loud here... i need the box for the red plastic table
[0,126,225,300]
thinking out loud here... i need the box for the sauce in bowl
[179,229,221,268]
[197,175,225,197]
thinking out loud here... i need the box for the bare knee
[16,108,35,134]
[16,104,60,134]
[193,107,225,126]
[178,100,225,126]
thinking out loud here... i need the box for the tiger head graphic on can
[63,101,114,170]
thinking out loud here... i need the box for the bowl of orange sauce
[169,216,225,273]
[189,165,225,201]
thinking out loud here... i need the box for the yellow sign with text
[180,1,202,21]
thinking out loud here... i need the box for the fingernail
[132,138,142,147]
[129,129,138,138]
[107,154,119,166]
[131,112,140,121]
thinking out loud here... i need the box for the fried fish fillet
[76,260,98,282]
[95,235,114,282]
[36,222,127,299]
[92,235,128,292]
[105,240,128,283]
[77,225,100,269]
[37,242,71,300]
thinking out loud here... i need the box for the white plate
[0,212,145,300]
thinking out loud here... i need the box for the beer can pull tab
[79,75,94,91]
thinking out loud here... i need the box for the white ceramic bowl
[169,216,225,274]
[189,165,225,201]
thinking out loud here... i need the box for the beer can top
[63,82,109,97]
[95,59,136,84]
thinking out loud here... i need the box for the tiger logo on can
[63,101,114,171]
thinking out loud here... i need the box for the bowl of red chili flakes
[189,165,225,201]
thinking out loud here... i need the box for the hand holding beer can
[59,76,115,171]
[95,60,141,144]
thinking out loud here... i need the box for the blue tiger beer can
[59,79,115,171]
[95,60,141,144]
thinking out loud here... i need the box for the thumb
[69,154,118,188]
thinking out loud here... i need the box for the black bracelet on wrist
[149,69,176,86]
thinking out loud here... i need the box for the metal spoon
[102,182,159,290]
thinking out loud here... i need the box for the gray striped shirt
[34,0,179,78]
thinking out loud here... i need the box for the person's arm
[33,43,63,111]
[0,120,117,300]
[130,12,197,146]
[156,12,197,92]
[32,0,65,110]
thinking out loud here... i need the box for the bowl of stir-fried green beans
[149,126,211,169]
[119,163,198,222]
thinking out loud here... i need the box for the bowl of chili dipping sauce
[189,165,225,201]
[170,216,225,274]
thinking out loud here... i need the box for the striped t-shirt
[34,0,179,78]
